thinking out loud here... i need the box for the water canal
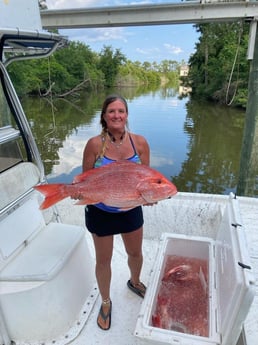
[21,86,256,197]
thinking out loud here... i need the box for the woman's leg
[121,227,143,286]
[92,233,113,330]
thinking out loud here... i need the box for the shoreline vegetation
[7,22,250,109]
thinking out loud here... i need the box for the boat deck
[56,193,258,345]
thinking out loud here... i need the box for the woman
[82,94,150,331]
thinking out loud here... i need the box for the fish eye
[157,179,162,184]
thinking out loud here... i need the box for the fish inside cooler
[151,254,209,337]
[134,234,220,345]
[148,236,213,339]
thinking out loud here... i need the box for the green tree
[97,46,126,87]
[188,22,249,107]
[8,41,103,96]
[7,40,181,96]
[53,41,101,91]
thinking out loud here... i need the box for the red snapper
[34,160,177,210]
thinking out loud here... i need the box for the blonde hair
[99,129,109,158]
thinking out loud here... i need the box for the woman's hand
[143,202,158,207]
[70,192,83,200]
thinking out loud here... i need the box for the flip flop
[127,280,146,298]
[97,300,112,331]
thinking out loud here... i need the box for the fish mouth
[168,190,178,199]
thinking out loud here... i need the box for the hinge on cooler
[231,222,242,228]
[238,261,252,270]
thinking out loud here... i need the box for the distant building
[180,65,189,77]
[179,65,192,95]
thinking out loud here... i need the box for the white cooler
[135,196,255,345]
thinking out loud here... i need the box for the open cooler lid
[216,194,255,345]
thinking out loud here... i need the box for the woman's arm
[82,136,101,172]
[134,134,150,166]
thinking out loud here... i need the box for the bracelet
[102,298,111,305]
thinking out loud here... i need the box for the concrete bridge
[40,1,258,29]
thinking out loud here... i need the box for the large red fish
[152,257,209,336]
[34,160,177,210]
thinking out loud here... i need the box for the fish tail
[34,184,68,210]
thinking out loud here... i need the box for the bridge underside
[41,2,258,29]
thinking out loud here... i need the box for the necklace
[108,130,126,149]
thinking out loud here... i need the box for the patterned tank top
[94,134,141,213]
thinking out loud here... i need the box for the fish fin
[72,169,97,183]
[117,206,135,211]
[74,198,99,205]
[72,161,116,183]
[34,184,68,210]
[74,199,134,211]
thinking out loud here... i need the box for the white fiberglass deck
[56,193,258,345]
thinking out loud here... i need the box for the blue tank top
[94,134,141,213]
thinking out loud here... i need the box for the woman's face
[104,100,128,131]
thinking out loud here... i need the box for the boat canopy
[0,29,67,66]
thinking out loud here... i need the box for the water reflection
[21,87,254,196]
[173,100,245,195]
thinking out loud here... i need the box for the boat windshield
[0,30,67,175]
[0,73,25,173]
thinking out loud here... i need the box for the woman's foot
[97,299,112,330]
[127,280,146,298]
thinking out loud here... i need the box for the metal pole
[237,20,258,196]
[0,303,11,345]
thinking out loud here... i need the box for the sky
[45,0,200,64]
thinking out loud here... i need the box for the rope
[44,56,56,138]
[226,22,243,106]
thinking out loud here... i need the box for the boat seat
[0,221,85,282]
[0,218,96,343]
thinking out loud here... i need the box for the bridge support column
[237,20,258,196]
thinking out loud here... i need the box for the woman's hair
[100,94,128,131]
[99,94,128,158]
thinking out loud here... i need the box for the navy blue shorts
[85,205,144,237]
